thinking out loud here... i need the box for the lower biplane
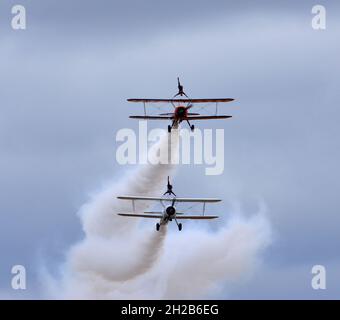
[116,177,221,231]
[128,78,234,132]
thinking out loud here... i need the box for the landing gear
[174,218,182,231]
[187,120,194,132]
[168,121,176,133]
[156,223,160,231]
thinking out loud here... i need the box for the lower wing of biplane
[117,213,218,219]
[129,115,232,120]
[116,195,221,231]
[127,98,234,132]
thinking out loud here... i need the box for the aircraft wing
[171,198,221,203]
[184,115,232,120]
[159,112,200,116]
[145,211,184,215]
[117,212,218,219]
[128,98,234,103]
[117,213,162,219]
[176,215,219,219]
[117,196,221,203]
[129,116,173,120]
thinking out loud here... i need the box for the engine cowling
[166,206,176,216]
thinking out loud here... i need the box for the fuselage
[173,106,188,123]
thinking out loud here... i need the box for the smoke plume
[45,128,271,299]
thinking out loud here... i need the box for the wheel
[190,125,195,132]
[168,125,172,133]
[178,223,182,231]
[156,223,160,231]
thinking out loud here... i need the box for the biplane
[128,78,235,132]
[117,177,221,231]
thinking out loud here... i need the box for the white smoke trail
[44,129,178,298]
[80,128,179,239]
[157,213,271,298]
[45,127,271,299]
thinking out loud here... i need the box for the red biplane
[128,79,235,132]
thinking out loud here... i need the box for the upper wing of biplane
[117,196,221,203]
[128,98,234,103]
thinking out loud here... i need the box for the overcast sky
[0,0,339,299]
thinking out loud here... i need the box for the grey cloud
[0,0,340,298]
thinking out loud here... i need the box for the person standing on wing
[163,176,176,197]
[174,77,188,98]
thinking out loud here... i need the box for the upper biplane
[128,78,235,132]
[116,177,221,231]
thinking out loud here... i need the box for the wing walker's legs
[173,92,188,98]
[164,190,176,196]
